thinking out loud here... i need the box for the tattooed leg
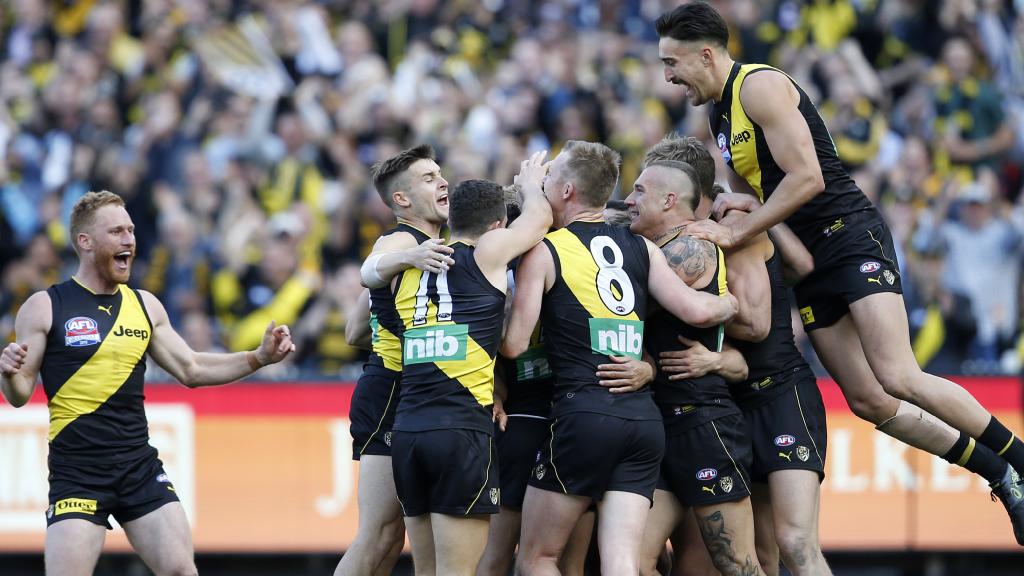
[694,498,766,576]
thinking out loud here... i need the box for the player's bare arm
[475,150,554,287]
[360,233,455,288]
[659,338,748,382]
[141,290,294,387]
[717,210,771,342]
[0,291,51,407]
[500,242,554,359]
[768,222,815,284]
[660,233,716,287]
[646,239,738,328]
[689,71,825,248]
[344,288,372,350]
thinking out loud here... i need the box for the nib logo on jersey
[404,324,469,364]
[588,318,644,359]
[65,317,101,347]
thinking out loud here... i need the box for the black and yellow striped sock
[979,417,1024,478]
[942,432,1005,483]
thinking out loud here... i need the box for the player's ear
[392,190,411,208]
[664,192,677,210]
[77,233,92,252]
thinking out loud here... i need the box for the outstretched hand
[256,321,296,367]
[514,150,550,193]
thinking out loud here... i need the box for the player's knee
[755,542,780,574]
[775,528,817,568]
[845,388,896,424]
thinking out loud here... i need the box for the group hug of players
[339,135,830,576]
[334,7,1024,575]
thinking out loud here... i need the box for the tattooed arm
[660,234,717,289]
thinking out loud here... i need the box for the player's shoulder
[739,68,797,108]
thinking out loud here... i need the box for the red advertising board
[0,377,1020,551]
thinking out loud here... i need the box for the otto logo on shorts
[696,468,718,481]
[589,318,644,360]
[54,498,98,516]
[65,317,101,347]
[403,324,468,364]
[774,434,796,447]
[859,261,881,274]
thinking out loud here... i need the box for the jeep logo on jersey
[404,324,468,364]
[112,325,149,340]
[588,318,644,359]
[65,317,101,347]
[774,434,796,447]
[696,468,718,481]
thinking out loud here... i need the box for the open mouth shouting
[114,251,133,271]
[437,192,449,208]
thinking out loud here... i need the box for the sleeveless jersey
[540,221,660,421]
[731,242,811,408]
[367,223,432,372]
[645,234,739,433]
[393,242,504,434]
[709,62,873,240]
[41,279,153,460]
[501,324,554,418]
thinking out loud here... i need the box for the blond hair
[562,140,621,208]
[69,191,125,254]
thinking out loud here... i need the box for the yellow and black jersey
[41,279,153,460]
[709,62,873,241]
[541,221,660,421]
[645,234,738,432]
[367,223,433,372]
[731,242,810,408]
[393,242,504,434]
[501,323,554,419]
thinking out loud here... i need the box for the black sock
[942,432,1006,483]
[978,417,1024,477]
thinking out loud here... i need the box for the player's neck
[396,215,442,238]
[711,55,736,103]
[72,268,119,295]
[652,219,694,246]
[559,206,604,228]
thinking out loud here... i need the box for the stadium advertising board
[0,378,1019,551]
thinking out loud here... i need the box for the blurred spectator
[211,212,320,353]
[0,0,1020,377]
[915,175,1023,367]
[292,263,367,377]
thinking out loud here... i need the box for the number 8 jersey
[392,242,506,434]
[541,221,660,421]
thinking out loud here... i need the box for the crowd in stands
[0,0,1022,378]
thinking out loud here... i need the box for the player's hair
[449,179,507,238]
[709,183,726,202]
[644,160,701,211]
[603,199,632,228]
[562,140,621,208]
[503,184,522,224]
[655,2,729,49]
[371,144,436,207]
[644,134,715,199]
[69,190,125,255]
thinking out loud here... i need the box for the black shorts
[350,366,401,460]
[46,446,179,529]
[744,373,827,483]
[795,209,903,331]
[391,429,500,517]
[496,416,550,510]
[529,413,664,504]
[658,413,753,507]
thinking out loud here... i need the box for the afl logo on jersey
[717,133,731,163]
[65,317,101,347]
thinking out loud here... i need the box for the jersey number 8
[590,236,634,316]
